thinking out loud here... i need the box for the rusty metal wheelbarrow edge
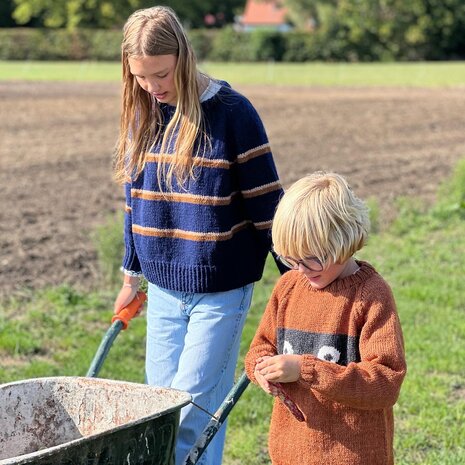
[0,376,191,465]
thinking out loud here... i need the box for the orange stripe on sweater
[131,189,240,206]
[237,143,271,163]
[242,181,282,199]
[145,153,232,169]
[145,144,271,168]
[132,221,251,242]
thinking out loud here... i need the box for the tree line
[1,0,465,61]
[0,0,244,29]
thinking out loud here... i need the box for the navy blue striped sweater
[122,82,283,293]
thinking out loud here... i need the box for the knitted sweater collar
[296,260,376,293]
[160,79,226,113]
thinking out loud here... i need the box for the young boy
[245,171,406,465]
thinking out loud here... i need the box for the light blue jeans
[146,282,254,465]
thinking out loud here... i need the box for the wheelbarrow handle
[112,291,147,330]
[184,371,250,465]
[86,292,147,378]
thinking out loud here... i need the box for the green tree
[333,0,465,60]
[284,0,337,30]
[12,0,144,29]
[12,0,245,29]
[0,0,17,27]
[283,0,465,60]
[164,0,245,28]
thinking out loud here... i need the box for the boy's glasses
[276,254,324,272]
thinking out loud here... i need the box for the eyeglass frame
[274,250,325,272]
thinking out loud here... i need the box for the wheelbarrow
[0,292,252,465]
[0,376,191,465]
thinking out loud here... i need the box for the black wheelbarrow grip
[184,371,250,465]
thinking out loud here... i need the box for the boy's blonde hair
[272,172,370,265]
[114,6,205,188]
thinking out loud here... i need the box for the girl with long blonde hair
[114,5,205,189]
[112,6,283,465]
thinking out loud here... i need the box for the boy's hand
[254,356,276,395]
[254,356,305,422]
[256,354,303,383]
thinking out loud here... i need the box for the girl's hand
[255,354,303,383]
[114,278,140,315]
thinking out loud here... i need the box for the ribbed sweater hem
[139,258,263,293]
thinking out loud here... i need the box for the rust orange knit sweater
[245,261,406,465]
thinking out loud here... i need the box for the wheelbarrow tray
[0,376,191,465]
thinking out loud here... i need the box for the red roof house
[237,0,291,32]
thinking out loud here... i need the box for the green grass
[358,217,465,464]
[203,61,465,87]
[0,286,147,383]
[0,60,121,82]
[1,160,464,464]
[2,60,465,86]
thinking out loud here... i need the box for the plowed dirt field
[1,81,464,297]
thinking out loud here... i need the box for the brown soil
[1,81,465,298]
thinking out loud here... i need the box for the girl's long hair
[114,6,205,189]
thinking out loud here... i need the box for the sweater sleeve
[245,278,286,382]
[122,181,142,274]
[300,281,406,410]
[231,96,284,261]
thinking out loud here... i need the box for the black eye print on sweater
[277,328,360,366]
